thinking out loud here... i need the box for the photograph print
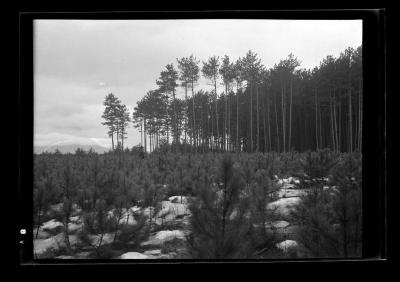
[32,18,363,260]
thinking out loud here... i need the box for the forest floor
[33,175,333,259]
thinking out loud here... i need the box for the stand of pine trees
[126,46,362,154]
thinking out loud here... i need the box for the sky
[34,19,362,149]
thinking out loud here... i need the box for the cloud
[34,132,110,147]
[34,19,362,148]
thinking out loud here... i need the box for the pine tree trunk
[267,93,271,152]
[263,93,267,152]
[185,85,188,146]
[144,118,147,153]
[140,121,143,147]
[111,132,114,151]
[333,88,339,152]
[214,80,219,151]
[289,80,293,152]
[116,123,119,149]
[35,205,42,239]
[236,84,239,152]
[208,101,211,150]
[315,88,319,150]
[250,83,253,152]
[330,90,336,151]
[338,95,342,152]
[166,105,169,145]
[256,84,260,152]
[281,84,286,152]
[228,91,231,151]
[359,79,363,151]
[348,86,353,152]
[150,132,152,153]
[224,85,227,151]
[274,91,280,152]
[319,98,323,149]
[173,90,178,146]
[210,101,213,151]
[192,81,197,153]
[64,222,72,254]
[121,126,124,151]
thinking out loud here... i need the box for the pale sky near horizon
[34,19,362,149]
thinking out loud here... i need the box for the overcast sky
[34,19,362,149]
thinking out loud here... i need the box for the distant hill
[34,144,110,154]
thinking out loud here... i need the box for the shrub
[291,153,362,258]
[187,154,255,259]
[300,149,339,179]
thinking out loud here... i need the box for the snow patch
[68,222,83,233]
[144,249,162,256]
[267,220,290,229]
[276,240,298,252]
[33,229,51,239]
[119,252,149,259]
[276,189,307,198]
[267,197,301,216]
[142,207,156,218]
[75,251,91,259]
[55,255,75,259]
[34,233,79,256]
[129,206,141,213]
[282,183,296,189]
[277,177,300,186]
[69,216,81,223]
[157,201,190,222]
[42,219,63,231]
[168,196,189,204]
[141,230,185,246]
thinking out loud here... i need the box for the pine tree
[101,93,120,151]
[187,154,254,258]
[219,55,235,151]
[292,153,361,258]
[202,56,220,150]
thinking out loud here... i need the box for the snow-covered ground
[34,175,327,259]
[277,177,300,186]
[34,195,191,259]
[118,252,149,259]
[68,221,83,233]
[275,188,308,198]
[107,207,140,225]
[141,230,186,246]
[168,196,189,204]
[267,197,301,216]
[267,220,290,229]
[276,240,298,252]
[34,233,79,256]
[41,219,63,231]
[155,200,190,223]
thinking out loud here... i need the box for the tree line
[102,46,362,153]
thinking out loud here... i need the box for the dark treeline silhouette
[122,46,361,154]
